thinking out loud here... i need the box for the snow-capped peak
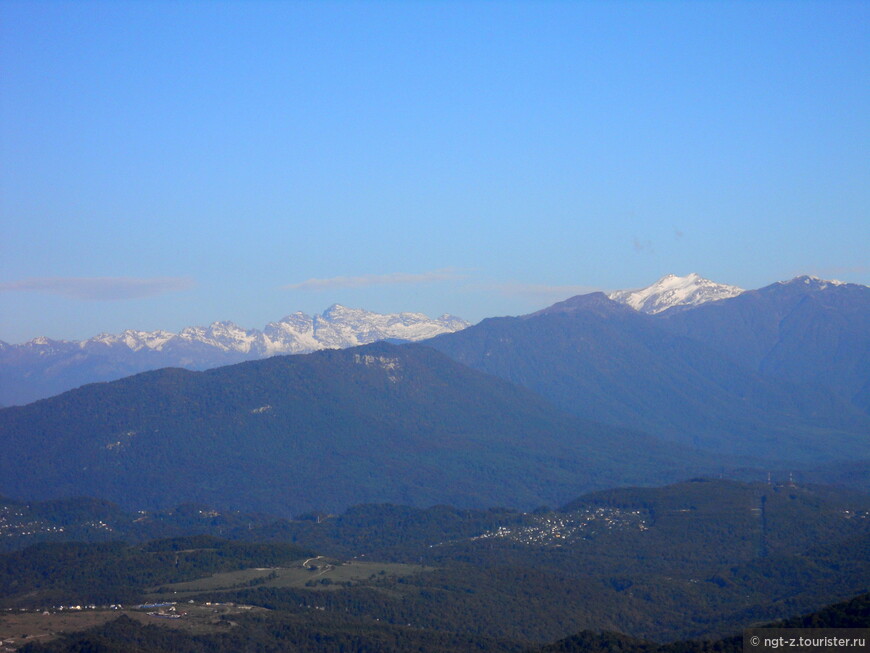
[608,273,744,314]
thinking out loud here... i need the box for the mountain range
[427,275,870,464]
[1,273,868,650]
[0,273,766,407]
[1,273,868,517]
[0,304,469,406]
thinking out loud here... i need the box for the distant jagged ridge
[10,304,470,355]
[0,305,470,406]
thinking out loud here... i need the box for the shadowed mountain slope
[658,277,870,413]
[0,343,715,516]
[425,289,870,463]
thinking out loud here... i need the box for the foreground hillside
[539,593,870,653]
[1,480,867,651]
[17,594,870,653]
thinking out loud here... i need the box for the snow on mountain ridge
[14,305,470,356]
[608,273,744,314]
[781,275,849,289]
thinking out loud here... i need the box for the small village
[0,600,263,650]
[471,506,650,547]
[0,503,116,541]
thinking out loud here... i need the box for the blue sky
[1,1,867,342]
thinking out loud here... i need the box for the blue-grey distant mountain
[0,342,716,516]
[657,276,870,413]
[0,305,469,406]
[425,276,870,464]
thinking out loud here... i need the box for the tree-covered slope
[0,342,714,516]
[538,592,870,653]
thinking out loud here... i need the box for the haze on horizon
[1,1,867,343]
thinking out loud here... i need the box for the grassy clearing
[146,559,434,600]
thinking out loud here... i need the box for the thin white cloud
[284,269,466,291]
[0,277,196,301]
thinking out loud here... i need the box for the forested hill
[539,593,870,653]
[0,342,718,516]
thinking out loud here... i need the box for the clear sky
[1,1,867,343]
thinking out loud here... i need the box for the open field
[0,557,435,649]
[145,558,435,600]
